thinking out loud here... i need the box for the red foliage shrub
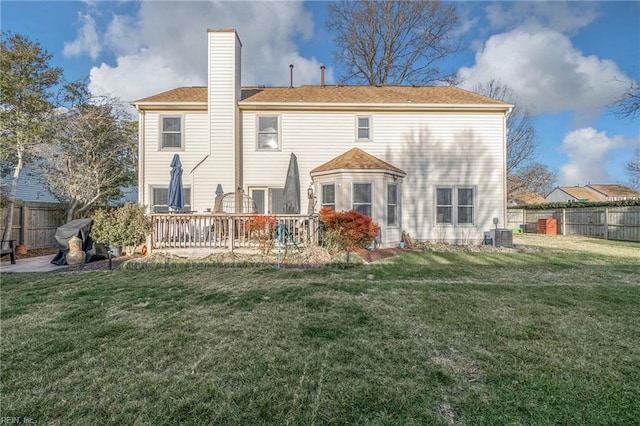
[319,207,379,250]
[247,214,277,253]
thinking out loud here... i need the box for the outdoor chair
[0,239,17,264]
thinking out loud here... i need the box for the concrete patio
[0,255,63,273]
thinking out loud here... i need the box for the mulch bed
[62,255,135,272]
[354,247,406,263]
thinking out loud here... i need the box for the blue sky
[2,0,639,189]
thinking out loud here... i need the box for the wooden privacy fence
[0,201,66,248]
[151,213,320,250]
[507,206,640,242]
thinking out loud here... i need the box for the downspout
[190,155,210,210]
[503,106,512,227]
[137,107,146,209]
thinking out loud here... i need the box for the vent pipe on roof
[289,64,294,88]
[320,65,326,88]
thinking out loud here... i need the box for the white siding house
[133,29,512,245]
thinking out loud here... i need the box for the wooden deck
[150,213,320,251]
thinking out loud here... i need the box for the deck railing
[150,213,320,250]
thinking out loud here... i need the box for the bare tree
[37,82,137,222]
[473,80,536,175]
[611,79,639,120]
[627,150,640,190]
[508,163,556,198]
[610,77,640,189]
[327,0,459,85]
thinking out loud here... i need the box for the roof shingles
[586,184,640,198]
[134,85,510,106]
[310,148,405,175]
[557,186,605,201]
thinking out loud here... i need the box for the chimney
[289,64,294,88]
[320,65,325,88]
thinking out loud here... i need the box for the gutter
[238,102,513,113]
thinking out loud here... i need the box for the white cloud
[71,1,333,103]
[484,2,598,34]
[88,52,202,101]
[559,127,633,185]
[63,13,101,60]
[104,14,139,57]
[458,26,633,114]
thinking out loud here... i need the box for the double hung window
[161,116,182,149]
[387,183,398,226]
[258,116,279,150]
[357,116,371,140]
[436,187,475,225]
[321,184,336,210]
[352,183,372,217]
[151,187,191,212]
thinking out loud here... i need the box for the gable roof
[310,148,406,176]
[134,87,207,104]
[133,85,511,109]
[586,184,640,198]
[551,186,605,201]
[509,191,547,205]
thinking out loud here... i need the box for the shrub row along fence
[0,201,66,249]
[150,213,320,251]
[507,206,640,242]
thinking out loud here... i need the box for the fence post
[20,202,28,246]
[604,207,609,240]
[562,208,566,236]
[229,216,234,252]
[523,208,528,232]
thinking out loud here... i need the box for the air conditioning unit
[490,229,513,248]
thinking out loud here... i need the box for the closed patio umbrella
[168,154,184,211]
[282,153,300,214]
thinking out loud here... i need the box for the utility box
[537,218,557,235]
[483,231,493,246]
[490,229,513,248]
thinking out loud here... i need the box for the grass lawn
[1,234,639,424]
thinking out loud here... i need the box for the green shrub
[92,204,151,247]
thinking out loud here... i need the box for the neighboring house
[132,29,511,245]
[508,191,547,206]
[545,184,640,203]
[585,184,640,201]
[1,168,137,206]
[1,166,58,203]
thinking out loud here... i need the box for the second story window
[357,116,371,140]
[161,116,182,149]
[258,116,279,150]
